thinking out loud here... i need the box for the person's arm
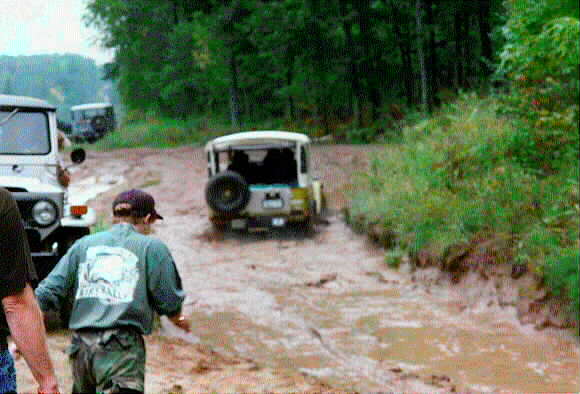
[147,240,190,332]
[57,165,71,188]
[35,248,78,314]
[2,284,59,393]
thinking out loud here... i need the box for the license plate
[231,219,247,229]
[262,199,283,209]
[272,217,286,227]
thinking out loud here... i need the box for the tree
[83,0,508,129]
[416,0,429,113]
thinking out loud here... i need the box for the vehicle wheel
[212,221,228,232]
[292,216,314,235]
[91,115,107,133]
[205,171,251,215]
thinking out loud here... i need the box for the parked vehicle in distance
[70,102,116,143]
[0,94,96,280]
[204,131,326,231]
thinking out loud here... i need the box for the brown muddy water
[74,146,580,391]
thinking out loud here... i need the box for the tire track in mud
[70,146,580,392]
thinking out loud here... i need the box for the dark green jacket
[35,223,185,335]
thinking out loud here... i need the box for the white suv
[0,94,96,279]
[204,131,325,231]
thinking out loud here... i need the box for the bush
[348,94,579,323]
[497,1,579,174]
[544,249,580,318]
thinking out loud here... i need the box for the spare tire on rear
[91,115,107,133]
[205,171,250,215]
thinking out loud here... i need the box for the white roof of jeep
[205,131,310,152]
[0,94,56,111]
[71,102,113,111]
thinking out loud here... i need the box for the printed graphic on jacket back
[76,246,139,305]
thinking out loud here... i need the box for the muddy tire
[90,115,107,133]
[205,171,250,215]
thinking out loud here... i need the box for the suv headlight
[32,200,58,227]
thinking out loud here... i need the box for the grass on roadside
[348,94,579,322]
[72,115,310,151]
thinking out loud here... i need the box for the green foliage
[79,114,297,151]
[385,247,405,269]
[0,54,119,122]
[544,249,580,317]
[497,0,579,173]
[82,116,223,150]
[349,95,579,321]
[91,216,110,233]
[84,0,505,128]
[346,128,378,144]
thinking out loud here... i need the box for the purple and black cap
[112,189,163,220]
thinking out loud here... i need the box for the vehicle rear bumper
[211,211,309,228]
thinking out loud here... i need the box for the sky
[0,0,113,65]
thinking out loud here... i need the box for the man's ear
[144,213,154,224]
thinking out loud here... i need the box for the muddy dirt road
[17,145,579,392]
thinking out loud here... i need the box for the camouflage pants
[68,327,145,394]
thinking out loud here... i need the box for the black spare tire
[91,115,107,133]
[205,171,250,214]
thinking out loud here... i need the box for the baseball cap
[112,189,163,220]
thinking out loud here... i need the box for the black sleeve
[0,189,37,299]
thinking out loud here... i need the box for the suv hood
[0,175,62,193]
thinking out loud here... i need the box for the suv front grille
[25,229,42,252]
[16,200,35,222]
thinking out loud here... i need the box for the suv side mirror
[70,148,86,164]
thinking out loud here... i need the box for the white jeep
[0,94,96,279]
[204,131,325,231]
[69,102,116,143]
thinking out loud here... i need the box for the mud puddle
[19,146,579,392]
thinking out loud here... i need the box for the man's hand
[37,375,60,394]
[168,313,191,332]
[57,166,71,188]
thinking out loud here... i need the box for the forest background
[0,0,578,323]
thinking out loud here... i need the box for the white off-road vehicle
[204,131,326,231]
[0,94,96,279]
[70,102,116,143]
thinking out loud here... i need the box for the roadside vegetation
[348,0,579,323]
[78,110,340,150]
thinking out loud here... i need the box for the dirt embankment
[414,236,577,332]
[16,145,580,393]
[352,215,578,333]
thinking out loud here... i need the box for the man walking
[0,188,60,394]
[35,189,191,394]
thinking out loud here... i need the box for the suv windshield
[73,108,108,120]
[0,111,50,155]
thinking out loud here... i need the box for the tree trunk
[477,0,493,77]
[453,7,465,89]
[228,50,241,130]
[415,0,429,113]
[286,61,295,121]
[393,7,415,106]
[425,0,438,109]
[170,0,179,25]
[356,0,373,123]
[339,0,361,126]
[462,13,472,88]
